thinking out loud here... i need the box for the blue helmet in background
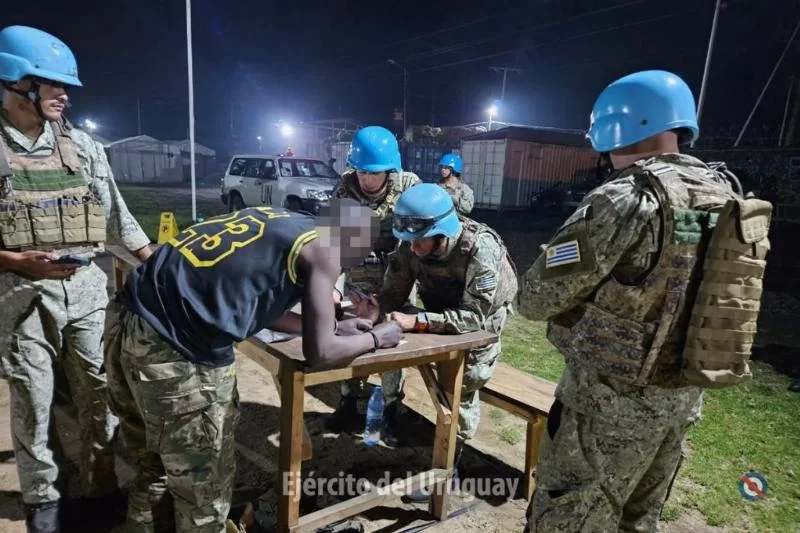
[347,126,402,172]
[393,183,460,241]
[439,153,463,174]
[0,26,82,87]
[587,70,698,153]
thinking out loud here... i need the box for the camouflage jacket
[380,217,517,334]
[439,178,474,216]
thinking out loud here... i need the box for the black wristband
[368,331,379,352]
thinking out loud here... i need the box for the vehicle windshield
[279,158,338,179]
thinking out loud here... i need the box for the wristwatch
[414,312,429,333]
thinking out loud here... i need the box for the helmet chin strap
[2,79,66,122]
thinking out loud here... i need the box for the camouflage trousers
[105,301,239,533]
[457,339,501,440]
[524,400,690,533]
[340,370,405,406]
[0,263,118,505]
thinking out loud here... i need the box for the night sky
[3,0,799,154]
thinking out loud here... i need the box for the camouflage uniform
[105,300,239,533]
[439,179,474,216]
[333,169,421,405]
[0,114,150,505]
[518,154,742,532]
[380,217,517,439]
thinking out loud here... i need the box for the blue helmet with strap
[587,70,698,153]
[347,125,402,172]
[439,153,463,174]
[0,26,82,87]
[392,183,460,241]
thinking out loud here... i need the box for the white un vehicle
[220,154,339,214]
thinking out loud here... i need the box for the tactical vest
[546,157,771,389]
[339,169,420,292]
[0,120,106,254]
[415,218,518,325]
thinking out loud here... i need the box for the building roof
[462,126,591,147]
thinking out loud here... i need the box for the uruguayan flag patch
[545,240,581,268]
[474,273,497,292]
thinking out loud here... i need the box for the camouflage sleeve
[378,243,416,313]
[457,183,474,215]
[517,177,660,321]
[400,171,422,191]
[72,129,151,252]
[426,233,504,334]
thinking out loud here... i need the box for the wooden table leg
[429,350,465,520]
[277,361,306,533]
[270,373,313,462]
[524,415,546,501]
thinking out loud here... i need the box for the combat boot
[382,402,403,448]
[24,501,60,533]
[324,397,360,433]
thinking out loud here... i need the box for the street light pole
[388,59,407,135]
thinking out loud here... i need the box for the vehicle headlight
[306,189,330,201]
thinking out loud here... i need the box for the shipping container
[402,142,459,183]
[460,127,598,210]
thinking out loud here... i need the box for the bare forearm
[269,312,303,334]
[0,251,19,271]
[304,332,376,369]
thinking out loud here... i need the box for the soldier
[326,125,421,446]
[0,25,152,533]
[438,153,474,215]
[519,70,770,532]
[105,201,403,533]
[351,183,517,501]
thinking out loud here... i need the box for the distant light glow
[281,124,294,137]
[84,119,98,131]
[486,105,498,117]
[256,135,262,141]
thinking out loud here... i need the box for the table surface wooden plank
[245,329,497,368]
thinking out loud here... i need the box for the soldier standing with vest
[351,183,517,501]
[519,70,771,532]
[325,126,421,446]
[438,153,474,215]
[0,26,153,533]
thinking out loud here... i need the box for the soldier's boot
[24,501,60,533]
[324,397,360,433]
[403,441,464,503]
[382,402,403,448]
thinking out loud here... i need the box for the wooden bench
[479,363,557,501]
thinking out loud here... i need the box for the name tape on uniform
[545,240,581,268]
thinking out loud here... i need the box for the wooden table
[105,245,498,533]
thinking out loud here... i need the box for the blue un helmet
[0,26,82,87]
[347,126,402,173]
[439,153,463,175]
[393,183,460,241]
[587,70,698,153]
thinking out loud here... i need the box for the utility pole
[779,77,795,147]
[431,73,436,126]
[693,0,723,147]
[388,59,408,135]
[735,17,800,147]
[136,97,142,135]
[489,66,523,102]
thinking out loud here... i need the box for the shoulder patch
[473,272,497,292]
[545,240,581,268]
